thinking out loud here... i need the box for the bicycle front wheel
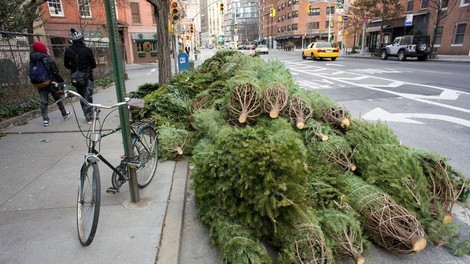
[133,126,158,188]
[77,161,101,246]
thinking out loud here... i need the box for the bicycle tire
[77,161,101,246]
[133,125,158,188]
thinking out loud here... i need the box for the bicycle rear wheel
[77,161,101,246]
[133,125,158,188]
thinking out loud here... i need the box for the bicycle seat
[129,98,145,109]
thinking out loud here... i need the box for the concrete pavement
[0,63,188,264]
[1,49,470,264]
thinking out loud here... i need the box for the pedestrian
[29,41,70,127]
[64,28,97,124]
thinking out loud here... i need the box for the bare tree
[355,0,403,47]
[427,0,457,58]
[344,4,367,53]
[147,0,172,85]
[0,0,47,43]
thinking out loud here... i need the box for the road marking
[289,67,470,114]
[363,107,470,127]
[147,68,157,76]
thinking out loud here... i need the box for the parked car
[255,44,269,54]
[302,42,339,61]
[380,35,430,61]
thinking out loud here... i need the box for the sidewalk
[0,63,189,264]
[342,50,470,63]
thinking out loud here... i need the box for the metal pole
[360,12,367,55]
[328,5,331,42]
[103,0,139,203]
[173,27,179,74]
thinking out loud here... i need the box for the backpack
[29,58,51,88]
[67,48,89,88]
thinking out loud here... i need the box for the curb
[156,160,189,264]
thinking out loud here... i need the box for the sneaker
[63,111,71,120]
[43,120,50,127]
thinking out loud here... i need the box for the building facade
[257,0,469,55]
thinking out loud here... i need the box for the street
[180,49,470,264]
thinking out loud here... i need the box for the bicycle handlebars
[56,83,145,110]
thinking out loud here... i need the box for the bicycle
[58,85,159,246]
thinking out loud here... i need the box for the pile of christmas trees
[134,50,469,263]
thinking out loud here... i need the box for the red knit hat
[32,42,48,54]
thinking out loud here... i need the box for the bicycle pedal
[106,187,119,194]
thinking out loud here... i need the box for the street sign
[405,14,413,26]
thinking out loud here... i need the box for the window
[434,26,443,45]
[326,20,334,29]
[421,0,428,9]
[292,11,298,18]
[292,23,298,30]
[48,0,64,16]
[131,2,141,24]
[78,0,92,18]
[308,22,319,29]
[452,23,467,45]
[407,0,414,12]
[326,6,335,15]
[309,8,320,16]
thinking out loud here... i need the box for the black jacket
[64,41,97,81]
[29,52,64,83]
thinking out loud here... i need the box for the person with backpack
[29,41,70,127]
[64,28,97,124]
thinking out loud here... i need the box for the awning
[131,32,158,41]
[366,25,390,33]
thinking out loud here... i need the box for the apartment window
[292,11,298,18]
[308,22,319,29]
[292,23,298,30]
[326,6,335,15]
[452,23,467,45]
[131,2,141,24]
[309,8,320,16]
[78,0,92,18]
[48,0,64,16]
[293,0,299,4]
[287,25,291,31]
[434,26,443,45]
[326,20,334,29]
[407,0,414,12]
[421,0,428,9]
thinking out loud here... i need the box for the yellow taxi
[302,42,340,61]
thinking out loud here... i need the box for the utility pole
[103,0,139,203]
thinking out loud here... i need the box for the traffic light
[190,23,194,33]
[234,23,238,32]
[329,21,334,28]
[170,1,179,24]
[220,3,224,14]
[337,0,344,9]
[307,4,312,14]
[270,7,276,17]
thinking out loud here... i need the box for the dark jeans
[38,85,68,122]
[76,80,94,121]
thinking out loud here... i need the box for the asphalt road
[180,49,470,264]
